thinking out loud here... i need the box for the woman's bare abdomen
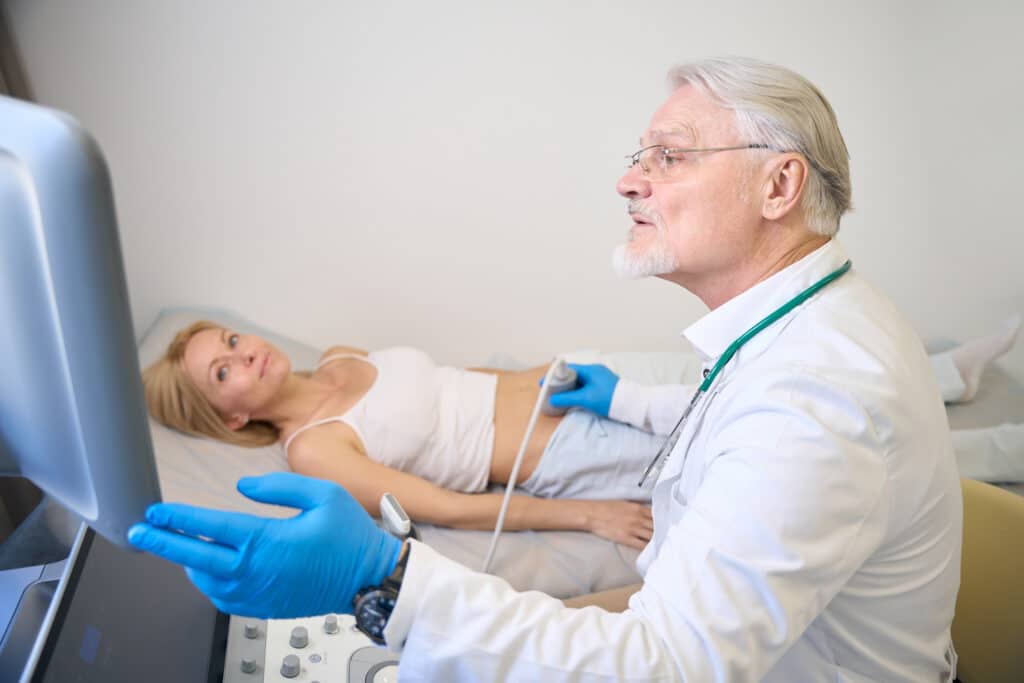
[489,366,566,485]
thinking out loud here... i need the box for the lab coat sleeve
[383,540,679,681]
[384,368,891,681]
[608,378,694,435]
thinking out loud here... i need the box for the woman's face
[181,327,291,429]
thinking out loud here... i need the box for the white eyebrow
[641,123,698,147]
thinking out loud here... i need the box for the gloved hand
[127,472,401,619]
[545,363,620,418]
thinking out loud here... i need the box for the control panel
[221,613,399,683]
[220,495,411,682]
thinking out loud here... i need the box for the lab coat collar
[682,239,850,363]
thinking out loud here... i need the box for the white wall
[7,0,1024,372]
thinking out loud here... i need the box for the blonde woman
[143,321,660,549]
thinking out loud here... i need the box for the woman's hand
[583,500,654,550]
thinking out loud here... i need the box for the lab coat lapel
[648,386,722,554]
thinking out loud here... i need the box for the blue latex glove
[127,472,401,619]
[545,363,620,417]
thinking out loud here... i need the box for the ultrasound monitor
[20,524,226,682]
[0,94,162,548]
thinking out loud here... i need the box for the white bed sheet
[138,308,702,598]
[933,339,1024,496]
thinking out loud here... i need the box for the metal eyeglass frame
[626,143,776,179]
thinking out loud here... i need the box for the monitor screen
[29,525,226,682]
[0,94,162,548]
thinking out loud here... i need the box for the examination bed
[138,308,1024,599]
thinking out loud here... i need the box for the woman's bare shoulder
[286,422,363,471]
[320,345,369,361]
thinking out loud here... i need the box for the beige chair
[953,478,1024,683]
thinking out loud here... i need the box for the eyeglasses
[626,143,776,182]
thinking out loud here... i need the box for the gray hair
[669,57,851,236]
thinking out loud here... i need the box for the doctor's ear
[760,155,807,221]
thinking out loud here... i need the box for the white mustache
[627,200,659,224]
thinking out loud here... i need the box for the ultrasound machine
[0,95,399,682]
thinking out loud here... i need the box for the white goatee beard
[611,214,679,279]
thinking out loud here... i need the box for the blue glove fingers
[547,391,576,408]
[145,503,257,548]
[200,593,285,620]
[568,363,619,417]
[207,596,261,619]
[185,567,243,602]
[570,363,612,381]
[181,573,255,618]
[236,472,342,510]
[128,523,240,576]
[185,568,282,618]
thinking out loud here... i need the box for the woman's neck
[253,371,347,436]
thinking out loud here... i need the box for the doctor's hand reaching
[545,363,621,418]
[127,472,401,620]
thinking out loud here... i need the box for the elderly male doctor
[129,58,962,681]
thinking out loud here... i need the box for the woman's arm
[288,429,653,549]
[436,490,653,550]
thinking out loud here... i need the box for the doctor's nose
[617,164,652,199]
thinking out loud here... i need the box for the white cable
[479,358,563,573]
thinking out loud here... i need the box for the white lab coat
[384,240,962,682]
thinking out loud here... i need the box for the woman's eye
[228,334,239,348]
[217,366,228,382]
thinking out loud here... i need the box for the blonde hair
[142,320,280,447]
[670,57,852,236]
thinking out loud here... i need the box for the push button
[289,626,309,648]
[281,654,301,678]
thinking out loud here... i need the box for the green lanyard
[638,259,853,487]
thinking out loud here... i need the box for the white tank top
[283,347,497,493]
